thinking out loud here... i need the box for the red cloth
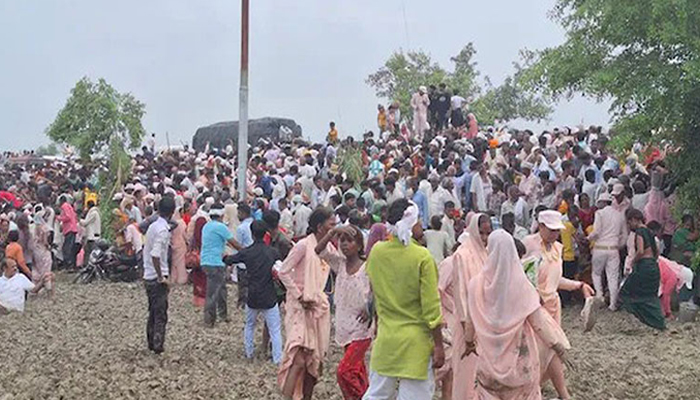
[193,216,206,250]
[0,191,22,208]
[191,267,207,307]
[578,207,597,231]
[336,338,371,400]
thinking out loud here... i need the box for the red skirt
[190,267,207,307]
[336,338,371,400]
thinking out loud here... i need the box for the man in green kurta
[364,199,444,399]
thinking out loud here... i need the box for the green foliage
[471,69,553,126]
[522,0,700,215]
[337,144,364,189]
[366,51,449,117]
[35,143,59,156]
[366,44,552,125]
[46,77,146,160]
[46,77,144,241]
[98,138,132,242]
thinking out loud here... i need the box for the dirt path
[1,277,698,399]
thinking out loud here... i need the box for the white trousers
[592,249,620,309]
[363,364,434,400]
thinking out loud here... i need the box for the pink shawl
[467,230,542,389]
[450,213,489,400]
[453,213,489,323]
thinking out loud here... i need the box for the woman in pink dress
[169,210,188,285]
[277,207,344,400]
[464,230,571,400]
[30,206,55,297]
[437,253,457,400]
[450,213,492,400]
[334,226,372,400]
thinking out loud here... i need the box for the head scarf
[466,230,544,388]
[463,212,488,256]
[387,201,418,246]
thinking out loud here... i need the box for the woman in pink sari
[464,230,571,400]
[277,207,344,400]
[31,206,55,296]
[450,213,492,400]
[169,210,188,285]
[437,253,457,400]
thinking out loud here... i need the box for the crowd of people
[0,92,698,399]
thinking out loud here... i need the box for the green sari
[620,227,666,330]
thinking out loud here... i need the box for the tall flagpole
[237,0,249,201]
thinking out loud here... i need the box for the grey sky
[0,0,610,151]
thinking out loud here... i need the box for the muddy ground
[1,274,699,400]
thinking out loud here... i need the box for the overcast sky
[0,0,610,151]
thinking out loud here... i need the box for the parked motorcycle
[73,240,141,284]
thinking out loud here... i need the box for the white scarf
[387,201,419,246]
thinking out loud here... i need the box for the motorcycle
[73,240,141,284]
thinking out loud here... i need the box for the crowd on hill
[0,92,697,399]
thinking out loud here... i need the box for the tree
[46,77,146,159]
[366,44,552,126]
[520,0,700,214]
[35,143,60,156]
[472,62,553,125]
[46,77,146,240]
[366,51,449,117]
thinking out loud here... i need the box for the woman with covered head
[277,206,344,400]
[464,229,571,399]
[30,204,54,297]
[449,212,492,400]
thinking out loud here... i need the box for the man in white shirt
[500,186,529,229]
[588,190,627,311]
[80,200,101,260]
[470,163,492,213]
[385,177,404,205]
[299,158,317,179]
[291,195,312,239]
[278,198,293,235]
[631,181,650,211]
[142,197,175,354]
[428,178,451,218]
[0,257,46,313]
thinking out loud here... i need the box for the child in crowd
[577,192,596,232]
[561,205,581,306]
[334,226,372,400]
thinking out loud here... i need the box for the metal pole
[237,0,249,202]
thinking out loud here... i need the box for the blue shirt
[200,220,233,267]
[236,218,254,248]
[412,190,429,229]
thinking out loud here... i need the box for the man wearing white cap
[522,209,595,400]
[411,86,430,141]
[523,210,596,324]
[518,162,538,206]
[588,187,628,311]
